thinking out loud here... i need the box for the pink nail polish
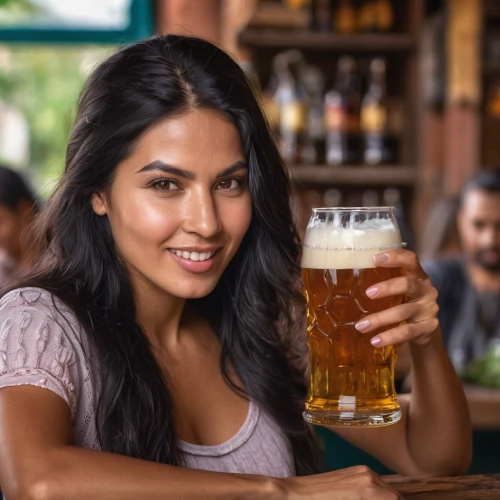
[374,253,389,263]
[366,287,379,298]
[371,337,382,347]
[355,320,370,331]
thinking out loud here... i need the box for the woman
[0,35,470,499]
[0,165,38,289]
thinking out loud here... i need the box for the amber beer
[302,208,404,426]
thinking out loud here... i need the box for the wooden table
[385,474,500,499]
[463,384,500,430]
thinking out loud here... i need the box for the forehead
[126,108,244,170]
[462,190,500,220]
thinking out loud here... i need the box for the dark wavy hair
[7,35,321,475]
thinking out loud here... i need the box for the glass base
[303,408,402,427]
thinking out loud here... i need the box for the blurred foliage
[0,0,42,24]
[462,345,500,388]
[0,46,110,194]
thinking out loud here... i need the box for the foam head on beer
[301,210,402,270]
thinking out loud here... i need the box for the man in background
[0,165,38,289]
[423,169,500,372]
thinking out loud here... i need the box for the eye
[473,220,486,230]
[216,178,241,190]
[150,178,181,192]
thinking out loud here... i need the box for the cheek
[109,196,178,252]
[221,197,252,245]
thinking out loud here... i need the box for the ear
[91,192,108,216]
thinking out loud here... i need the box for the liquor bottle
[333,0,357,33]
[361,58,396,165]
[357,0,377,32]
[273,51,307,164]
[362,189,380,207]
[309,0,333,32]
[301,65,325,164]
[383,188,413,250]
[323,188,342,207]
[324,56,362,166]
[373,0,394,32]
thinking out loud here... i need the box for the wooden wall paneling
[156,0,221,43]
[443,0,482,196]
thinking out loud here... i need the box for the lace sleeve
[0,288,79,419]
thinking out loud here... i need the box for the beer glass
[302,207,404,426]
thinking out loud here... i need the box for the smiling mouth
[168,249,216,262]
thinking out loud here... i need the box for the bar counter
[385,473,500,499]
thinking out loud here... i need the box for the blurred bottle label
[361,104,387,132]
[281,101,306,133]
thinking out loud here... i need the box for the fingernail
[374,253,389,263]
[355,320,370,331]
[366,287,379,298]
[371,337,382,347]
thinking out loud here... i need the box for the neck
[130,270,189,350]
[467,262,500,293]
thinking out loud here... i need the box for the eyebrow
[137,160,248,179]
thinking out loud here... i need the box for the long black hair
[8,35,321,475]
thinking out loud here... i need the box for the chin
[170,282,218,299]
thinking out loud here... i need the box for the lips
[167,247,219,274]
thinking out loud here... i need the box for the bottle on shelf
[333,0,357,34]
[324,56,362,166]
[373,0,394,32]
[301,65,325,164]
[239,60,262,95]
[309,0,333,32]
[362,189,380,207]
[383,187,413,250]
[357,0,378,33]
[360,58,396,165]
[323,188,343,207]
[272,50,308,164]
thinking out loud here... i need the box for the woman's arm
[332,329,472,476]
[0,386,277,500]
[329,250,472,477]
[0,386,403,500]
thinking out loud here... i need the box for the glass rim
[312,206,395,213]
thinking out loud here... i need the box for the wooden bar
[385,473,500,499]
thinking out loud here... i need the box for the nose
[182,188,222,239]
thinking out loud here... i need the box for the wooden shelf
[238,30,416,52]
[290,165,417,186]
[483,62,500,76]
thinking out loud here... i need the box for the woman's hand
[354,249,439,348]
[279,465,402,499]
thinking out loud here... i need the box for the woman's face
[92,108,252,300]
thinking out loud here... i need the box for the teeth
[171,250,213,262]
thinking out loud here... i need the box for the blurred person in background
[0,165,38,288]
[423,169,500,372]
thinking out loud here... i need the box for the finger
[374,249,426,279]
[368,318,440,348]
[355,303,420,333]
[365,276,431,301]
